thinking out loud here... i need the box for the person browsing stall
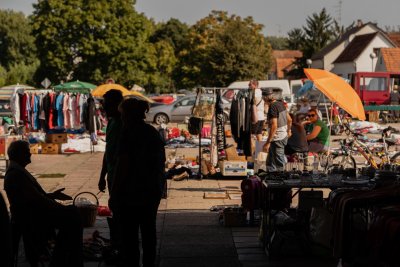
[109,97,166,267]
[249,79,265,141]
[302,108,329,153]
[98,89,124,193]
[263,89,292,172]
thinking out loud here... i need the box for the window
[179,98,195,106]
[362,77,387,91]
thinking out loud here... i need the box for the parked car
[145,94,231,125]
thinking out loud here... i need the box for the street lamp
[306,59,312,68]
[370,52,377,72]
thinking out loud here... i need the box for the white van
[228,80,293,103]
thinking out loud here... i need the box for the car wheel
[154,113,169,125]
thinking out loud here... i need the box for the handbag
[188,116,203,135]
[192,88,214,121]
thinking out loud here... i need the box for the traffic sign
[41,78,51,89]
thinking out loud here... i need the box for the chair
[0,190,13,267]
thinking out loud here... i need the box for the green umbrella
[54,80,96,94]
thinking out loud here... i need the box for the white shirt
[254,88,265,121]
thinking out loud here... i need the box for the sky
[1,0,399,36]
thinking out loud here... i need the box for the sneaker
[172,171,189,181]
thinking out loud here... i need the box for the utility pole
[335,0,343,26]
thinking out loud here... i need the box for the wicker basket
[73,192,99,228]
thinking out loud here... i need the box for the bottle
[312,156,319,174]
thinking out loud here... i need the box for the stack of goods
[42,132,68,154]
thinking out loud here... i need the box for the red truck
[349,72,400,122]
[350,72,400,105]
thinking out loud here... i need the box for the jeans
[267,137,288,172]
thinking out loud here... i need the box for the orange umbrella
[92,83,153,102]
[304,69,366,121]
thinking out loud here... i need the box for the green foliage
[178,11,272,88]
[302,8,334,60]
[286,8,337,74]
[0,65,7,87]
[287,28,304,50]
[31,0,166,92]
[266,36,288,50]
[0,10,38,86]
[151,18,190,53]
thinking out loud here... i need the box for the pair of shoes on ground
[172,171,189,181]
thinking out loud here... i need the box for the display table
[260,175,375,257]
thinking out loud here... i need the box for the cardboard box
[29,144,40,154]
[0,135,22,157]
[368,111,379,122]
[223,208,246,227]
[225,146,246,161]
[46,133,68,144]
[42,143,61,154]
[219,160,247,176]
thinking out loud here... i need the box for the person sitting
[302,108,329,153]
[4,140,83,267]
[310,101,323,120]
[285,113,308,156]
[297,98,311,115]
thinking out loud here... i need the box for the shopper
[98,89,124,193]
[109,97,166,267]
[303,108,329,153]
[4,140,83,267]
[249,79,265,141]
[263,89,292,172]
[97,89,124,256]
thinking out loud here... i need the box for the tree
[0,10,38,85]
[287,28,304,50]
[265,36,288,50]
[31,0,168,92]
[178,11,272,88]
[150,18,189,54]
[150,18,189,91]
[302,8,335,60]
[286,8,336,75]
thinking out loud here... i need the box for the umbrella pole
[327,101,335,156]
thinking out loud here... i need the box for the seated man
[302,108,329,153]
[4,140,83,267]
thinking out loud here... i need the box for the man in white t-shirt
[249,79,265,141]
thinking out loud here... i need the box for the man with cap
[263,89,292,172]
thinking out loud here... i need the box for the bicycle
[325,125,400,172]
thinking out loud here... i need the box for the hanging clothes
[33,95,39,130]
[75,93,81,126]
[229,90,253,156]
[84,96,96,134]
[42,93,51,132]
[69,94,76,128]
[63,93,70,129]
[55,93,64,127]
[215,90,226,154]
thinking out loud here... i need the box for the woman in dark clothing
[285,113,308,155]
[109,97,166,267]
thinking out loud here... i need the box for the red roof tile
[271,50,302,78]
[387,33,400,47]
[381,48,400,72]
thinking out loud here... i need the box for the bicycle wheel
[325,154,357,172]
[390,152,400,165]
